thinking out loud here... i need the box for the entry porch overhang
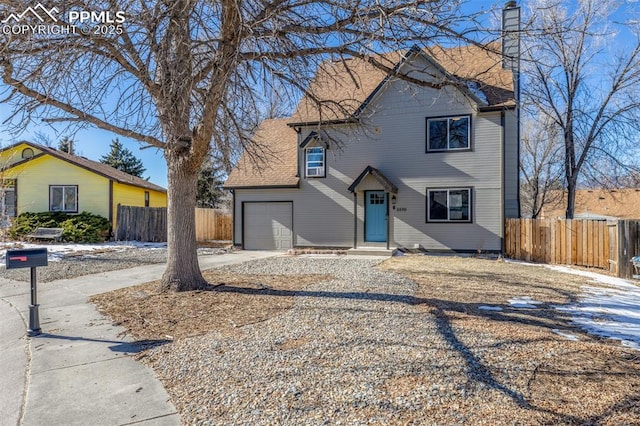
[348,165,398,194]
[348,166,397,251]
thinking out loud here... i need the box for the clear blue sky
[0,0,638,189]
[0,103,168,187]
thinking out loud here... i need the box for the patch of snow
[503,260,640,349]
[552,329,579,341]
[0,241,166,255]
[0,241,167,268]
[465,81,489,104]
[509,296,542,309]
[120,241,167,250]
[0,241,167,266]
[478,305,503,311]
[545,264,638,290]
[506,261,640,350]
[555,281,640,350]
[503,258,543,267]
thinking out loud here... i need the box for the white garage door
[244,202,293,250]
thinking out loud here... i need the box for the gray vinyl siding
[235,59,513,251]
[233,188,354,247]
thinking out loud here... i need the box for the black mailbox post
[6,248,48,336]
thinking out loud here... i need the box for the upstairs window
[427,188,471,222]
[305,147,325,178]
[50,185,78,213]
[426,115,471,152]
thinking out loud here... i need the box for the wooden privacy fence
[116,205,167,242]
[195,207,232,241]
[505,218,640,279]
[116,206,232,242]
[617,220,640,279]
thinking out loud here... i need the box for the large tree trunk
[565,177,577,219]
[160,155,208,292]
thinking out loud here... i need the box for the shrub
[9,211,110,243]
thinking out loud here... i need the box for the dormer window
[305,147,325,178]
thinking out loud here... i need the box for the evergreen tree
[196,161,226,209]
[100,139,146,178]
[58,137,74,154]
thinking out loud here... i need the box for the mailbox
[5,248,48,336]
[6,248,48,269]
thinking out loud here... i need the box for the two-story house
[225,42,519,252]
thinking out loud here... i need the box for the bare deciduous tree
[520,107,563,218]
[0,0,490,291]
[522,0,640,219]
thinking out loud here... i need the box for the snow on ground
[552,329,580,341]
[505,259,640,349]
[478,305,503,312]
[509,296,543,309]
[542,265,640,350]
[549,265,640,350]
[0,241,167,263]
[1,243,637,349]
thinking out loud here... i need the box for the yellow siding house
[0,141,166,231]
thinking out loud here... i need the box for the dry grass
[380,255,640,424]
[91,255,640,424]
[90,271,330,341]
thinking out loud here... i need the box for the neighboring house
[225,42,520,252]
[541,188,640,220]
[0,141,167,230]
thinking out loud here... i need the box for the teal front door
[365,191,387,242]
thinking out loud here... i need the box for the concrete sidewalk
[0,251,278,426]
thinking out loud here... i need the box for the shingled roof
[541,188,640,220]
[429,43,515,107]
[224,119,299,189]
[226,43,515,188]
[4,141,166,192]
[290,42,515,125]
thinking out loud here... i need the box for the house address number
[396,207,407,212]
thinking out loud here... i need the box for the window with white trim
[50,185,78,212]
[426,115,470,151]
[427,188,471,222]
[305,147,325,177]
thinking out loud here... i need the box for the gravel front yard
[92,255,640,425]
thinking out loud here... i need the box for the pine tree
[58,137,74,154]
[100,139,146,178]
[196,161,226,209]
